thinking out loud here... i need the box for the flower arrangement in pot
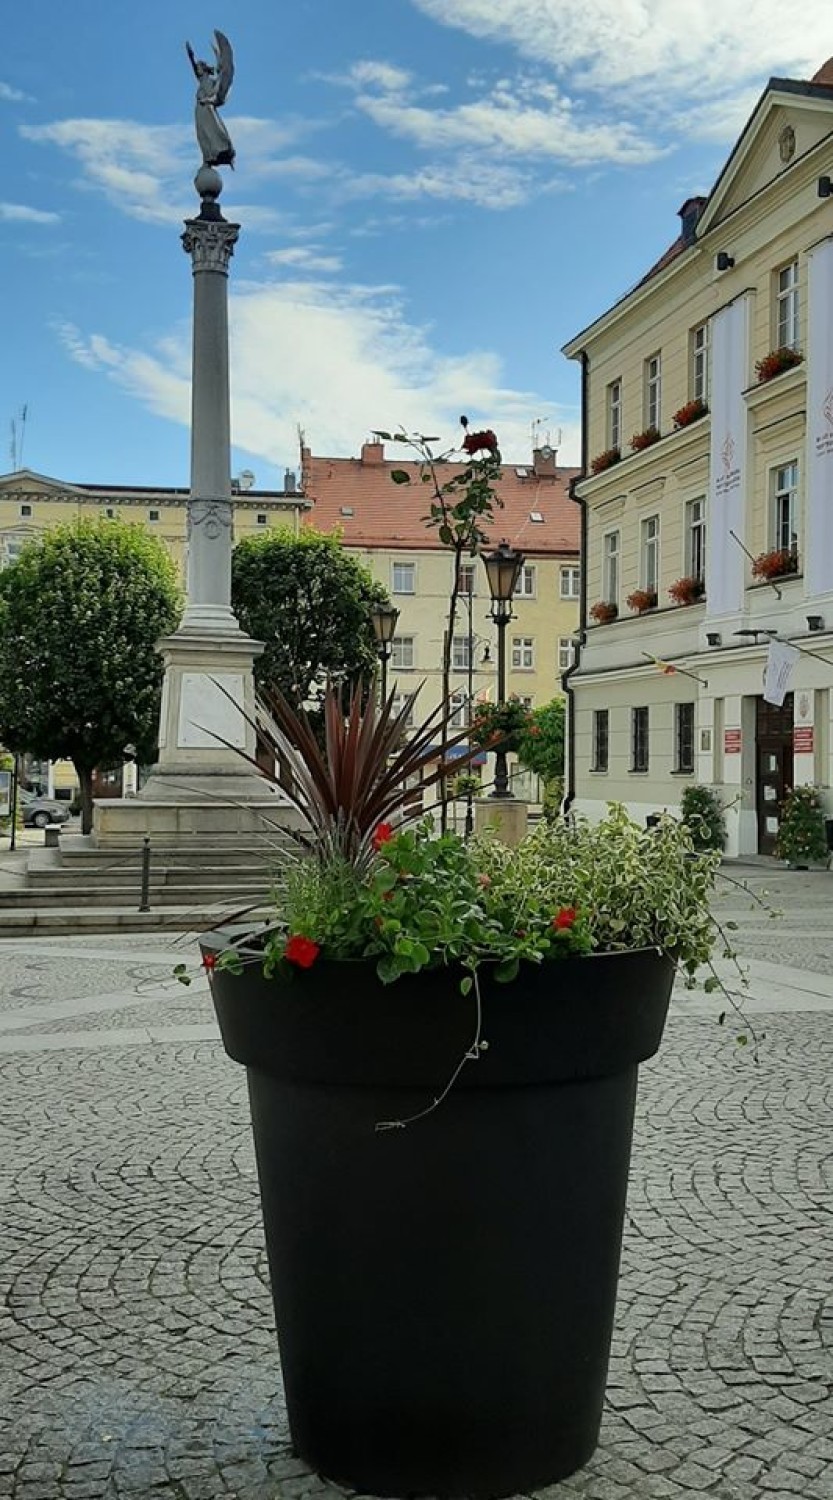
[590,446,621,475]
[629,425,661,452]
[590,599,618,624]
[755,346,804,383]
[668,575,706,606]
[468,692,533,755]
[626,586,658,613]
[672,397,708,429]
[751,547,799,581]
[196,680,729,1500]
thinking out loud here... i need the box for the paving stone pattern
[0,880,831,1500]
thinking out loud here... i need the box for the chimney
[678,196,707,246]
[532,446,557,478]
[361,439,385,465]
[284,468,296,493]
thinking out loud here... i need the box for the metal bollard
[138,836,151,912]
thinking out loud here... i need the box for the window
[512,636,535,669]
[772,461,799,553]
[256,513,268,526]
[560,566,581,598]
[641,515,660,595]
[391,635,415,669]
[776,260,799,350]
[645,353,662,431]
[592,709,609,772]
[520,695,534,711]
[392,561,415,594]
[558,637,574,672]
[451,635,472,671]
[449,690,468,729]
[456,561,476,595]
[607,379,622,451]
[675,703,695,774]
[686,497,706,582]
[19,504,32,518]
[390,691,415,727]
[149,509,160,522]
[691,323,709,404]
[516,563,537,597]
[603,531,620,606]
[631,707,649,772]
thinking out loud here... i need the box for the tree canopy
[231,528,389,705]
[0,519,182,830]
[516,697,566,784]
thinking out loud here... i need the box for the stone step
[0,883,272,909]
[24,866,280,890]
[0,906,271,935]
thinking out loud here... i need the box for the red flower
[552,907,578,931]
[202,952,217,971]
[462,428,499,456]
[372,822,394,850]
[284,935,320,969]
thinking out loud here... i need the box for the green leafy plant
[680,785,726,852]
[517,697,565,783]
[454,771,481,799]
[469,695,533,754]
[775,785,828,867]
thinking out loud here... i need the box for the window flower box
[629,427,661,453]
[668,575,705,606]
[751,548,799,581]
[626,588,658,614]
[755,347,804,383]
[672,398,708,430]
[589,600,618,624]
[590,447,621,475]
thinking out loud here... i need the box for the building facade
[301,439,581,790]
[564,60,833,856]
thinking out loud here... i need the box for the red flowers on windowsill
[672,398,708,429]
[755,347,804,383]
[589,601,618,624]
[590,447,621,475]
[629,427,661,453]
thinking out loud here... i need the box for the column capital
[182,216,240,274]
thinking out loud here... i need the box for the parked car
[19,791,72,829]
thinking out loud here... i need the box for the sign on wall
[724,728,742,754]
[793,726,814,754]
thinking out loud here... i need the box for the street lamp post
[464,585,491,837]
[482,540,524,799]
[370,602,400,702]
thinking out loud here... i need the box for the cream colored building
[302,439,581,791]
[563,59,833,856]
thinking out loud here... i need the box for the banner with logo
[805,238,833,598]
[763,640,799,706]
[707,296,749,617]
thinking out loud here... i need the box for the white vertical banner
[707,295,749,617]
[805,238,833,598]
[763,640,800,706]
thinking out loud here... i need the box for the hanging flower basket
[755,347,804,383]
[668,575,705,606]
[751,548,799,581]
[672,398,708,430]
[469,695,533,754]
[626,588,658,614]
[590,447,621,475]
[629,427,661,453]
[589,600,618,624]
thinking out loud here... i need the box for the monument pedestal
[474,798,529,847]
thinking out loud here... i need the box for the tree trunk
[77,765,94,835]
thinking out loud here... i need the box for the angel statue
[186,31,235,169]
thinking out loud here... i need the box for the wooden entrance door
[756,694,794,855]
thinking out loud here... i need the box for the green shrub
[775,785,828,866]
[454,772,481,799]
[680,785,726,852]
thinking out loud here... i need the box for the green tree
[231,528,389,706]
[775,784,828,867]
[517,697,566,783]
[0,520,181,833]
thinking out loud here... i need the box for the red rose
[462,429,499,456]
[372,822,394,850]
[202,952,217,971]
[552,907,578,931]
[284,935,320,969]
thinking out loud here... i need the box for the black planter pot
[205,941,674,1499]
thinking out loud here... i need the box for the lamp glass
[370,602,399,646]
[483,542,524,604]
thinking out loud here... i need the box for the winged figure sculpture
[186,31,236,169]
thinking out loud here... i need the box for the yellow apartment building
[302,439,581,792]
[563,57,833,856]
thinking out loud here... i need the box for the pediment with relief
[698,89,833,236]
[0,468,85,501]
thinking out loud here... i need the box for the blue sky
[3,1,832,486]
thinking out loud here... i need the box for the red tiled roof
[301,444,580,556]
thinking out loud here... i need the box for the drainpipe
[562,349,589,816]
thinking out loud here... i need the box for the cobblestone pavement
[1,871,831,1500]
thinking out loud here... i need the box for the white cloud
[0,202,59,224]
[265,246,344,273]
[0,81,30,102]
[350,60,413,93]
[409,0,833,103]
[56,277,579,469]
